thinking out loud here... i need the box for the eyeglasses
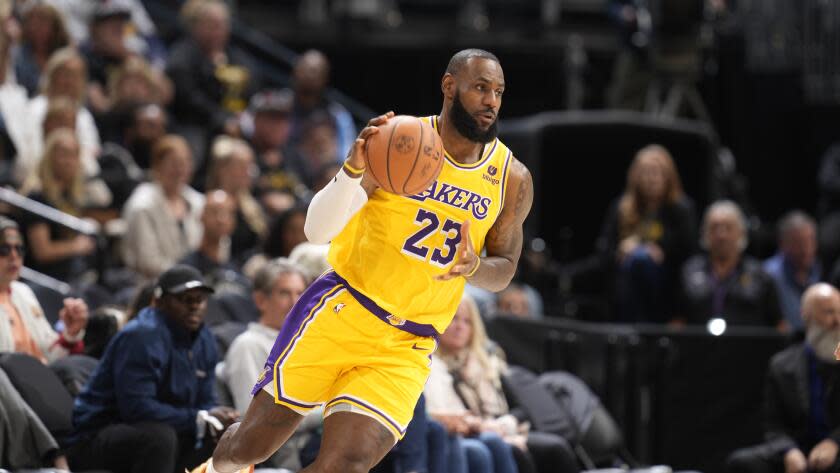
[0,244,25,258]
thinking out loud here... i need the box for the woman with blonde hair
[13,0,72,97]
[121,134,204,278]
[426,294,580,473]
[597,144,696,322]
[207,136,266,261]
[18,47,102,183]
[19,128,100,283]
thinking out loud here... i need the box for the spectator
[426,294,580,473]
[97,55,171,142]
[677,200,785,329]
[494,282,542,319]
[18,128,102,283]
[12,1,71,98]
[80,1,133,116]
[220,259,308,470]
[242,206,307,278]
[0,215,88,362]
[122,134,203,279]
[295,110,341,187]
[726,283,840,473]
[180,189,238,277]
[288,241,331,283]
[98,102,166,208]
[67,264,238,473]
[764,211,821,332]
[166,0,260,165]
[19,47,102,183]
[597,144,696,323]
[243,88,309,215]
[206,137,266,262]
[289,49,356,162]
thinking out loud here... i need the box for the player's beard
[450,91,498,144]
[806,323,840,363]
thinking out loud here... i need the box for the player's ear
[441,73,455,99]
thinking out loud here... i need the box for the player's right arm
[303,112,392,244]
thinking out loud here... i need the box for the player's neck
[437,114,485,165]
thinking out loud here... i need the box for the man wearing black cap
[66,264,239,473]
[244,89,309,214]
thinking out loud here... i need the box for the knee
[137,422,177,460]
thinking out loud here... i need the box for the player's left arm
[437,158,533,292]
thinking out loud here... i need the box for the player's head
[442,49,504,144]
[801,283,840,362]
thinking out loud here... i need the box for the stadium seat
[0,354,74,445]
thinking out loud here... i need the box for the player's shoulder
[503,154,532,191]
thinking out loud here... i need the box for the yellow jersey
[328,116,513,333]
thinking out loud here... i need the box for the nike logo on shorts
[411,343,429,351]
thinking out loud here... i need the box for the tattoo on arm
[469,159,533,292]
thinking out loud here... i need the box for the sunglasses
[0,244,25,257]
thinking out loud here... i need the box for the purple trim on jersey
[332,272,439,338]
[328,395,407,435]
[250,272,345,398]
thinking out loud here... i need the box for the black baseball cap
[155,265,214,296]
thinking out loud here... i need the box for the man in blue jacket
[66,265,239,473]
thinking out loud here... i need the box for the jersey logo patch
[387,314,406,326]
[333,303,346,313]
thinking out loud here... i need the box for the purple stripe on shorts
[251,272,345,397]
[329,395,407,435]
[331,273,439,338]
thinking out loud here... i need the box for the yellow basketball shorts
[251,271,438,440]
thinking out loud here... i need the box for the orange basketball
[364,115,444,196]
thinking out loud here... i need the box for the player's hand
[809,439,839,471]
[435,219,479,281]
[834,341,840,361]
[344,111,395,177]
[784,448,807,473]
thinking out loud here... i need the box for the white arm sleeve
[304,170,369,244]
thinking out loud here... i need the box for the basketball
[364,115,445,196]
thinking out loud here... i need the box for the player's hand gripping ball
[364,115,444,196]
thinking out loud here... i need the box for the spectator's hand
[434,414,471,435]
[73,235,96,256]
[224,117,241,138]
[645,242,664,264]
[435,219,479,281]
[617,236,640,263]
[59,298,88,337]
[784,448,807,473]
[809,439,839,471]
[209,406,240,429]
[87,83,111,114]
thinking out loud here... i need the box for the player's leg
[211,389,305,471]
[301,411,396,473]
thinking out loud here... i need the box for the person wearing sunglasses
[0,215,88,363]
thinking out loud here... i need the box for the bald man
[727,283,840,473]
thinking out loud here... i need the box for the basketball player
[194,48,533,473]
